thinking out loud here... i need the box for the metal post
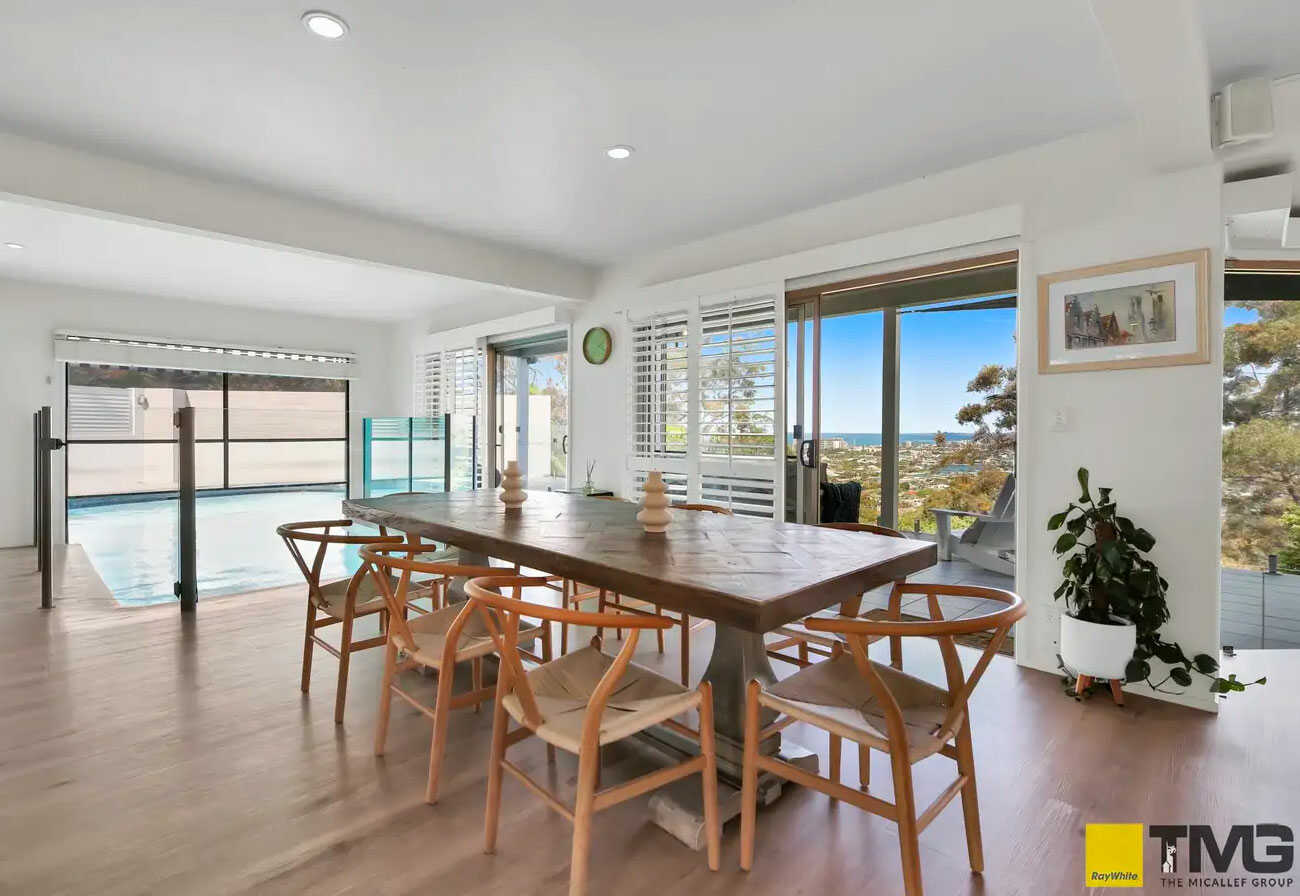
[442,412,452,491]
[879,307,900,529]
[33,410,40,552]
[175,407,198,612]
[1267,553,1279,575]
[38,406,54,608]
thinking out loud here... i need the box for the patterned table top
[343,490,936,632]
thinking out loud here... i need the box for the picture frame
[1037,248,1210,374]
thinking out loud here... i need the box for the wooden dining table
[343,490,936,845]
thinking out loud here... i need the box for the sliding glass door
[490,332,569,492]
[784,253,1018,568]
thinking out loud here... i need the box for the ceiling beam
[0,130,596,303]
[1090,0,1214,172]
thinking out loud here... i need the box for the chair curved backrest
[464,574,673,738]
[674,503,733,516]
[278,519,407,610]
[358,543,504,657]
[805,583,1025,745]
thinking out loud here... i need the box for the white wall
[389,120,1226,710]
[0,277,402,549]
[562,121,1225,711]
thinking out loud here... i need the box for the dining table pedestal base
[639,621,820,850]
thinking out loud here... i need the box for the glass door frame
[483,325,573,492]
[784,249,1017,528]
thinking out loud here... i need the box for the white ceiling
[0,0,1129,265]
[1200,0,1300,88]
[0,197,552,321]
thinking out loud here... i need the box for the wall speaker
[1214,77,1274,148]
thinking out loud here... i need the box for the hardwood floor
[0,545,1294,895]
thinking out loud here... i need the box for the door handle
[561,434,568,454]
[799,439,816,468]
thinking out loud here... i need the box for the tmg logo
[1148,825,1294,875]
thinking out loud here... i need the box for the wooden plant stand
[1075,674,1125,705]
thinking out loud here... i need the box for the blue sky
[814,303,1258,433]
[818,303,1017,433]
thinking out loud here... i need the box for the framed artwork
[1037,248,1210,373]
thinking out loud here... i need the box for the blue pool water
[69,487,371,606]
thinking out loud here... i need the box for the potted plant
[1049,468,1264,700]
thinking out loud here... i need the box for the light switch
[1050,408,1072,432]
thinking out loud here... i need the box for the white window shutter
[414,351,443,417]
[625,287,783,516]
[627,310,691,471]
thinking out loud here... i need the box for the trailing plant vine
[1049,468,1264,698]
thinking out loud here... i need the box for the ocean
[819,431,973,446]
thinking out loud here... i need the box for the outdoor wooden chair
[360,544,552,804]
[740,583,1025,896]
[766,522,910,671]
[594,502,732,686]
[466,574,720,896]
[278,519,424,724]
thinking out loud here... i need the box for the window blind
[624,288,783,518]
[628,312,690,461]
[698,298,777,461]
[413,351,442,417]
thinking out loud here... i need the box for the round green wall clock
[582,326,612,365]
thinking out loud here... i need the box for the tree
[955,364,1016,450]
[1223,300,1300,424]
[1280,505,1300,571]
[1221,300,1300,566]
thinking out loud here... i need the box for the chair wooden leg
[798,640,809,665]
[596,590,607,641]
[425,665,455,804]
[374,640,397,756]
[655,605,666,654]
[890,749,924,896]
[858,743,871,791]
[561,583,571,655]
[569,743,602,896]
[888,585,904,669]
[680,614,691,687]
[829,733,842,791]
[472,657,483,714]
[540,623,556,764]
[954,722,984,873]
[334,610,355,724]
[483,684,510,855]
[300,602,316,693]
[697,682,720,871]
[739,679,762,871]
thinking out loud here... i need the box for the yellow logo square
[1085,824,1144,887]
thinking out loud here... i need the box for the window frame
[64,364,351,500]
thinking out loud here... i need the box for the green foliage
[955,364,1016,450]
[1280,505,1300,571]
[1050,467,1263,699]
[1222,300,1300,567]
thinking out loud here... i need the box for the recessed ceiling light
[606,145,634,160]
[302,10,348,40]
[3,242,22,250]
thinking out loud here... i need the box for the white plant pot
[1060,613,1136,681]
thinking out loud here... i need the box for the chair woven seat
[763,653,959,763]
[401,602,542,669]
[502,646,698,752]
[315,574,393,619]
